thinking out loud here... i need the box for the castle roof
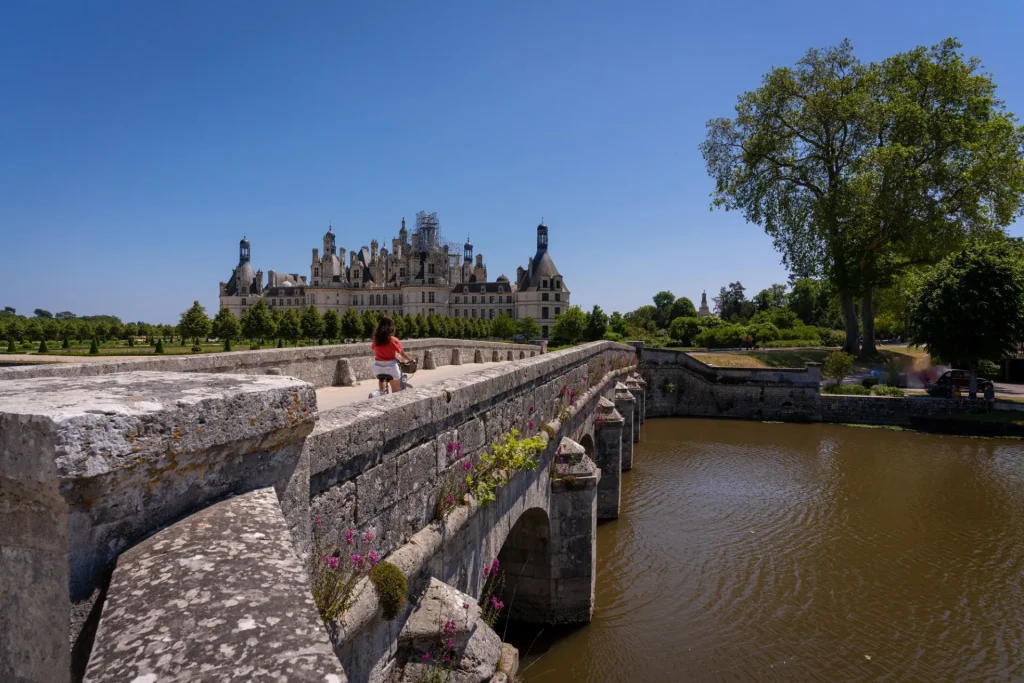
[224,262,259,296]
[452,281,512,294]
[516,251,560,291]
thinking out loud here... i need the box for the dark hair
[373,316,395,347]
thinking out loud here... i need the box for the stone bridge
[0,340,644,683]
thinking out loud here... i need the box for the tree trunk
[840,292,860,356]
[860,287,876,359]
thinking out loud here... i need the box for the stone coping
[0,338,543,382]
[0,371,317,482]
[84,487,342,683]
[326,359,635,644]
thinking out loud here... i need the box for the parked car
[925,369,994,397]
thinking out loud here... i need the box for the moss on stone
[370,561,407,621]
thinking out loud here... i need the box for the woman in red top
[370,316,413,394]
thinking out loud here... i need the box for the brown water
[512,419,1024,682]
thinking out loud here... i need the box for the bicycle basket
[399,359,418,375]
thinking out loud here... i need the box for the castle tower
[536,220,548,253]
[239,236,251,264]
[463,238,473,264]
[323,225,336,257]
[698,290,711,317]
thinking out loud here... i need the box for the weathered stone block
[474,349,484,363]
[0,371,317,683]
[451,349,463,365]
[84,488,340,683]
[397,578,501,683]
[356,457,399,524]
[423,349,437,370]
[334,357,358,386]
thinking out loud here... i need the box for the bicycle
[369,359,417,398]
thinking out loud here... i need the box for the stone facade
[219,216,570,338]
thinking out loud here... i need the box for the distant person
[745,335,752,350]
[370,315,413,395]
[984,383,995,412]
[952,384,963,410]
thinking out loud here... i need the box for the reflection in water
[509,419,1024,682]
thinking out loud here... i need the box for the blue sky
[1,0,1022,323]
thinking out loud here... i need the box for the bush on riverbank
[822,384,871,395]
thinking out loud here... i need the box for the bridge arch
[495,507,552,623]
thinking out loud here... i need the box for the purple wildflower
[463,602,470,610]
[345,528,354,545]
[351,553,362,567]
[447,638,455,649]
[422,651,431,662]
[315,514,322,527]
[462,460,472,472]
[368,550,380,566]
[364,531,374,543]
[447,493,456,506]
[327,556,339,570]
[443,619,456,635]
[483,565,491,579]
[528,405,535,414]
[528,420,535,430]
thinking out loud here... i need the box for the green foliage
[668,297,697,321]
[910,243,1024,369]
[608,311,629,336]
[241,299,276,341]
[872,385,905,397]
[822,351,855,386]
[712,282,750,321]
[6,339,15,352]
[89,337,100,355]
[278,309,302,343]
[977,359,1001,377]
[223,338,232,352]
[861,377,879,389]
[753,284,789,312]
[465,429,546,507]
[309,525,375,625]
[300,306,324,341]
[369,561,407,621]
[822,384,871,395]
[746,322,780,342]
[749,307,801,330]
[818,329,846,346]
[178,301,212,346]
[321,309,341,342]
[583,305,609,342]
[663,380,675,394]
[550,305,587,345]
[515,316,541,340]
[694,324,748,349]
[211,307,241,342]
[490,312,515,339]
[763,339,821,348]
[341,307,363,340]
[38,339,48,353]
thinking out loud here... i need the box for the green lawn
[0,340,334,357]
[691,345,931,372]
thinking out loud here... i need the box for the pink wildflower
[444,654,451,664]
[315,514,322,527]
[528,406,535,414]
[462,460,472,471]
[368,550,380,566]
[490,558,500,574]
[463,602,470,610]
[447,493,455,506]
[327,556,339,570]
[528,420,535,430]
[351,553,362,567]
[483,565,491,579]
[345,528,354,545]
[364,531,374,543]
[422,651,430,662]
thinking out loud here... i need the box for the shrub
[872,385,905,397]
[603,331,624,342]
[819,329,845,346]
[370,561,407,621]
[861,377,879,389]
[190,344,202,353]
[38,340,48,353]
[977,359,1001,377]
[746,322,780,343]
[663,381,675,394]
[822,384,870,395]
[310,525,378,624]
[822,351,854,386]
[763,339,821,348]
[62,337,70,349]
[6,339,14,352]
[223,338,232,352]
[89,337,100,355]
[694,324,748,349]
[154,338,164,354]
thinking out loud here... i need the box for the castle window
[455,296,460,304]
[506,296,512,303]
[542,280,548,289]
[542,325,549,337]
[555,307,561,316]
[555,293,561,302]
[555,280,561,289]
[241,298,247,306]
[472,309,477,319]
[542,293,549,302]
[428,263,435,275]
[428,308,434,314]
[314,268,319,277]
[421,292,425,303]
[428,277,435,285]
[352,296,358,305]
[542,307,549,319]
[428,292,435,303]
[471,296,477,304]
[489,296,494,304]
[489,309,495,319]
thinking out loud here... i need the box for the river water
[512,418,1024,682]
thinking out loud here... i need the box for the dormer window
[542,280,548,289]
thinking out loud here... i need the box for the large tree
[668,297,697,321]
[703,38,1024,357]
[909,242,1024,373]
[340,308,362,340]
[211,307,240,342]
[241,299,276,343]
[178,301,212,349]
[322,309,341,342]
[515,316,541,340]
[551,305,587,345]
[278,309,302,344]
[490,313,515,339]
[583,305,609,341]
[300,306,324,342]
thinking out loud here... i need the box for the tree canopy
[909,243,1024,369]
[178,301,212,346]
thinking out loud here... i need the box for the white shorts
[373,360,400,380]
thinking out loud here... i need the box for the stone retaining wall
[640,347,821,421]
[0,339,543,389]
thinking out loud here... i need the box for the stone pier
[614,382,635,470]
[593,398,624,520]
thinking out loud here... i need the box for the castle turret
[464,238,473,264]
[536,220,548,253]
[239,236,251,264]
